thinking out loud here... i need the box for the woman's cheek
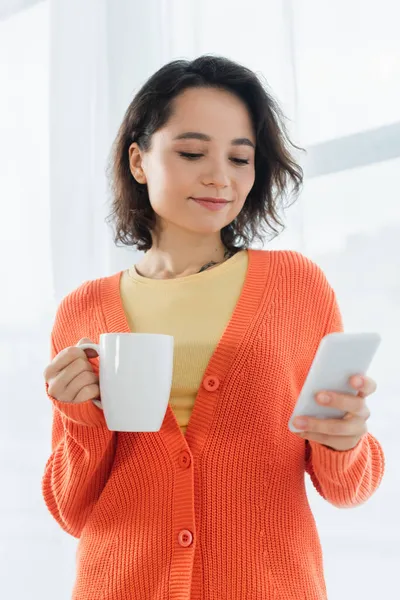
[242,169,255,194]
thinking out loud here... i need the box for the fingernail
[318,393,331,404]
[353,376,363,388]
[294,417,308,429]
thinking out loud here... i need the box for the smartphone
[288,332,381,433]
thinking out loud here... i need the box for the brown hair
[106,55,305,254]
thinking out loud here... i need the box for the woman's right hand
[44,338,101,404]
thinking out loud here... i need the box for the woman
[42,55,385,600]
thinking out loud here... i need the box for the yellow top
[119,250,249,435]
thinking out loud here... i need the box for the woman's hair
[106,55,305,253]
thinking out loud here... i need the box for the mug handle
[77,342,102,410]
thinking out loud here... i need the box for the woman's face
[129,86,256,239]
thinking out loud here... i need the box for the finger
[44,345,89,381]
[296,415,368,437]
[349,375,377,398]
[298,432,361,451]
[65,371,100,403]
[315,391,370,418]
[47,357,94,399]
[59,370,99,403]
[74,384,100,405]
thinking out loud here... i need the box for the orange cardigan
[42,249,385,600]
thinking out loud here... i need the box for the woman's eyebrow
[173,132,255,149]
[232,137,255,149]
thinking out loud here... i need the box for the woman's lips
[191,197,231,211]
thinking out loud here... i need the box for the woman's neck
[135,245,232,280]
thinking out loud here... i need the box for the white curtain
[1,1,399,599]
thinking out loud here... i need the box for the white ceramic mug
[79,333,174,432]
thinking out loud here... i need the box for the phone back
[288,332,381,433]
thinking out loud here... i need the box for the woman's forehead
[160,88,255,141]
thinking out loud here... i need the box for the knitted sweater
[42,249,385,600]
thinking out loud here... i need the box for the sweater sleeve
[41,289,117,538]
[305,279,385,507]
[305,432,385,507]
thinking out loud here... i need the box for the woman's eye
[178,152,249,165]
[231,158,249,165]
[179,152,203,160]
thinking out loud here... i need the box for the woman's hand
[293,375,377,451]
[44,338,100,405]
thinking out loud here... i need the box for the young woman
[42,55,385,600]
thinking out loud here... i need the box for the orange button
[178,451,191,469]
[178,529,193,547]
[203,375,220,392]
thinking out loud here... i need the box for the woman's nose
[202,164,230,188]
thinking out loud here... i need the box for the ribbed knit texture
[42,249,385,600]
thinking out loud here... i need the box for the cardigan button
[178,529,193,547]
[203,375,220,392]
[178,451,191,469]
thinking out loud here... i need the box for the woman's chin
[157,213,233,236]
[185,212,234,233]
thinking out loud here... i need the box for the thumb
[76,337,99,359]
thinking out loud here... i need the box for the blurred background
[1,1,399,598]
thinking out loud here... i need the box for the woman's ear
[129,143,147,184]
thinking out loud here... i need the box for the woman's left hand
[293,375,377,451]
